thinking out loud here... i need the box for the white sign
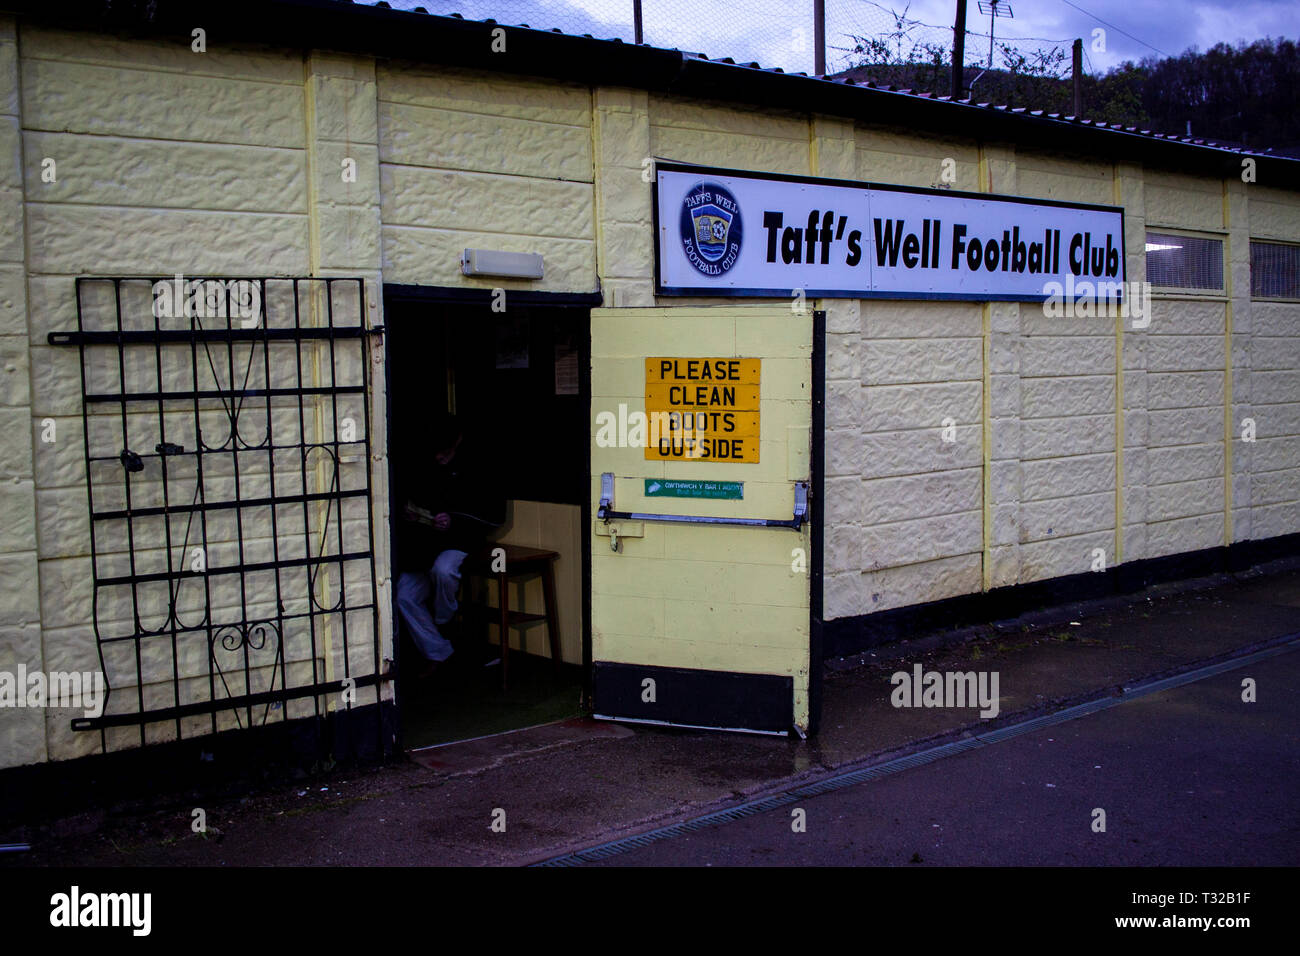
[655,163,1126,301]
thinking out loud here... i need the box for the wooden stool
[467,544,562,690]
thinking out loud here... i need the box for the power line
[1056,0,1168,57]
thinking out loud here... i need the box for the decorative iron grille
[49,277,387,755]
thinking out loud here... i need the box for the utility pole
[952,0,967,98]
[633,0,643,45]
[1072,38,1083,116]
[814,0,826,75]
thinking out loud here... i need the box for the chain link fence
[387,0,1078,83]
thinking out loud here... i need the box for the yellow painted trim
[808,116,820,177]
[1114,312,1125,566]
[981,302,993,591]
[1112,163,1125,565]
[977,141,997,590]
[302,58,336,692]
[1222,180,1234,545]
[589,88,608,291]
[977,141,993,591]
[303,55,322,278]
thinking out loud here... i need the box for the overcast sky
[387,0,1298,76]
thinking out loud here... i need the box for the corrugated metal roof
[13,0,1297,176]
[350,0,1288,162]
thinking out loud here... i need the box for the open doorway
[384,294,591,749]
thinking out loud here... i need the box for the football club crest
[679,182,743,276]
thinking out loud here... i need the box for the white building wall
[0,23,1298,767]
[5,27,387,765]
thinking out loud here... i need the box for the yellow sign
[644,357,760,462]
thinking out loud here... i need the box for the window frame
[1248,237,1300,303]
[1143,225,1228,299]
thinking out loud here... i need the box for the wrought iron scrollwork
[51,276,386,754]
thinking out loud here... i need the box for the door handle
[597,472,808,530]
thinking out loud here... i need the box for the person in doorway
[395,415,503,677]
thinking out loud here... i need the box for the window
[1144,231,1224,291]
[1250,240,1300,299]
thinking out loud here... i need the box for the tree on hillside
[837,24,1299,150]
[1134,38,1300,147]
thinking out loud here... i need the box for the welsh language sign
[655,162,1126,301]
[644,357,760,462]
[644,479,744,500]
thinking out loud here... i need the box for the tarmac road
[7,567,1300,868]
[586,643,1300,866]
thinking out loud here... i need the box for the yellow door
[589,306,813,734]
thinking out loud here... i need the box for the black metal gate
[49,276,389,757]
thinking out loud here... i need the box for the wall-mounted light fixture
[461,248,544,279]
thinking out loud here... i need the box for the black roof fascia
[676,55,1286,183]
[4,0,690,90]
[7,0,1299,187]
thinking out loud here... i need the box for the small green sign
[644,479,744,500]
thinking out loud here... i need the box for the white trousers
[395,549,468,662]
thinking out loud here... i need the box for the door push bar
[597,472,808,530]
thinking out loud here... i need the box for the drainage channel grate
[533,636,1300,867]
[543,792,805,865]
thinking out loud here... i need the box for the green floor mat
[397,649,585,749]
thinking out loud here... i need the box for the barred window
[1251,241,1300,299]
[1145,232,1224,290]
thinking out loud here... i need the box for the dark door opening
[384,296,591,749]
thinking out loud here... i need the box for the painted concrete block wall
[1132,297,1226,557]
[2,25,1299,764]
[1249,185,1300,241]
[304,50,390,725]
[1250,298,1300,539]
[373,63,600,667]
[1017,153,1113,207]
[366,76,1300,646]
[1141,170,1230,559]
[1013,308,1119,583]
[1144,170,1223,233]
[825,297,984,618]
[594,87,654,309]
[820,135,1300,617]
[826,142,1121,609]
[649,95,810,179]
[1013,150,1117,584]
[376,63,596,294]
[640,93,813,308]
[856,128,981,192]
[848,135,986,611]
[0,15,46,768]
[1116,161,1148,566]
[1242,185,1300,541]
[6,29,387,767]
[19,27,306,760]
[1226,178,1253,547]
